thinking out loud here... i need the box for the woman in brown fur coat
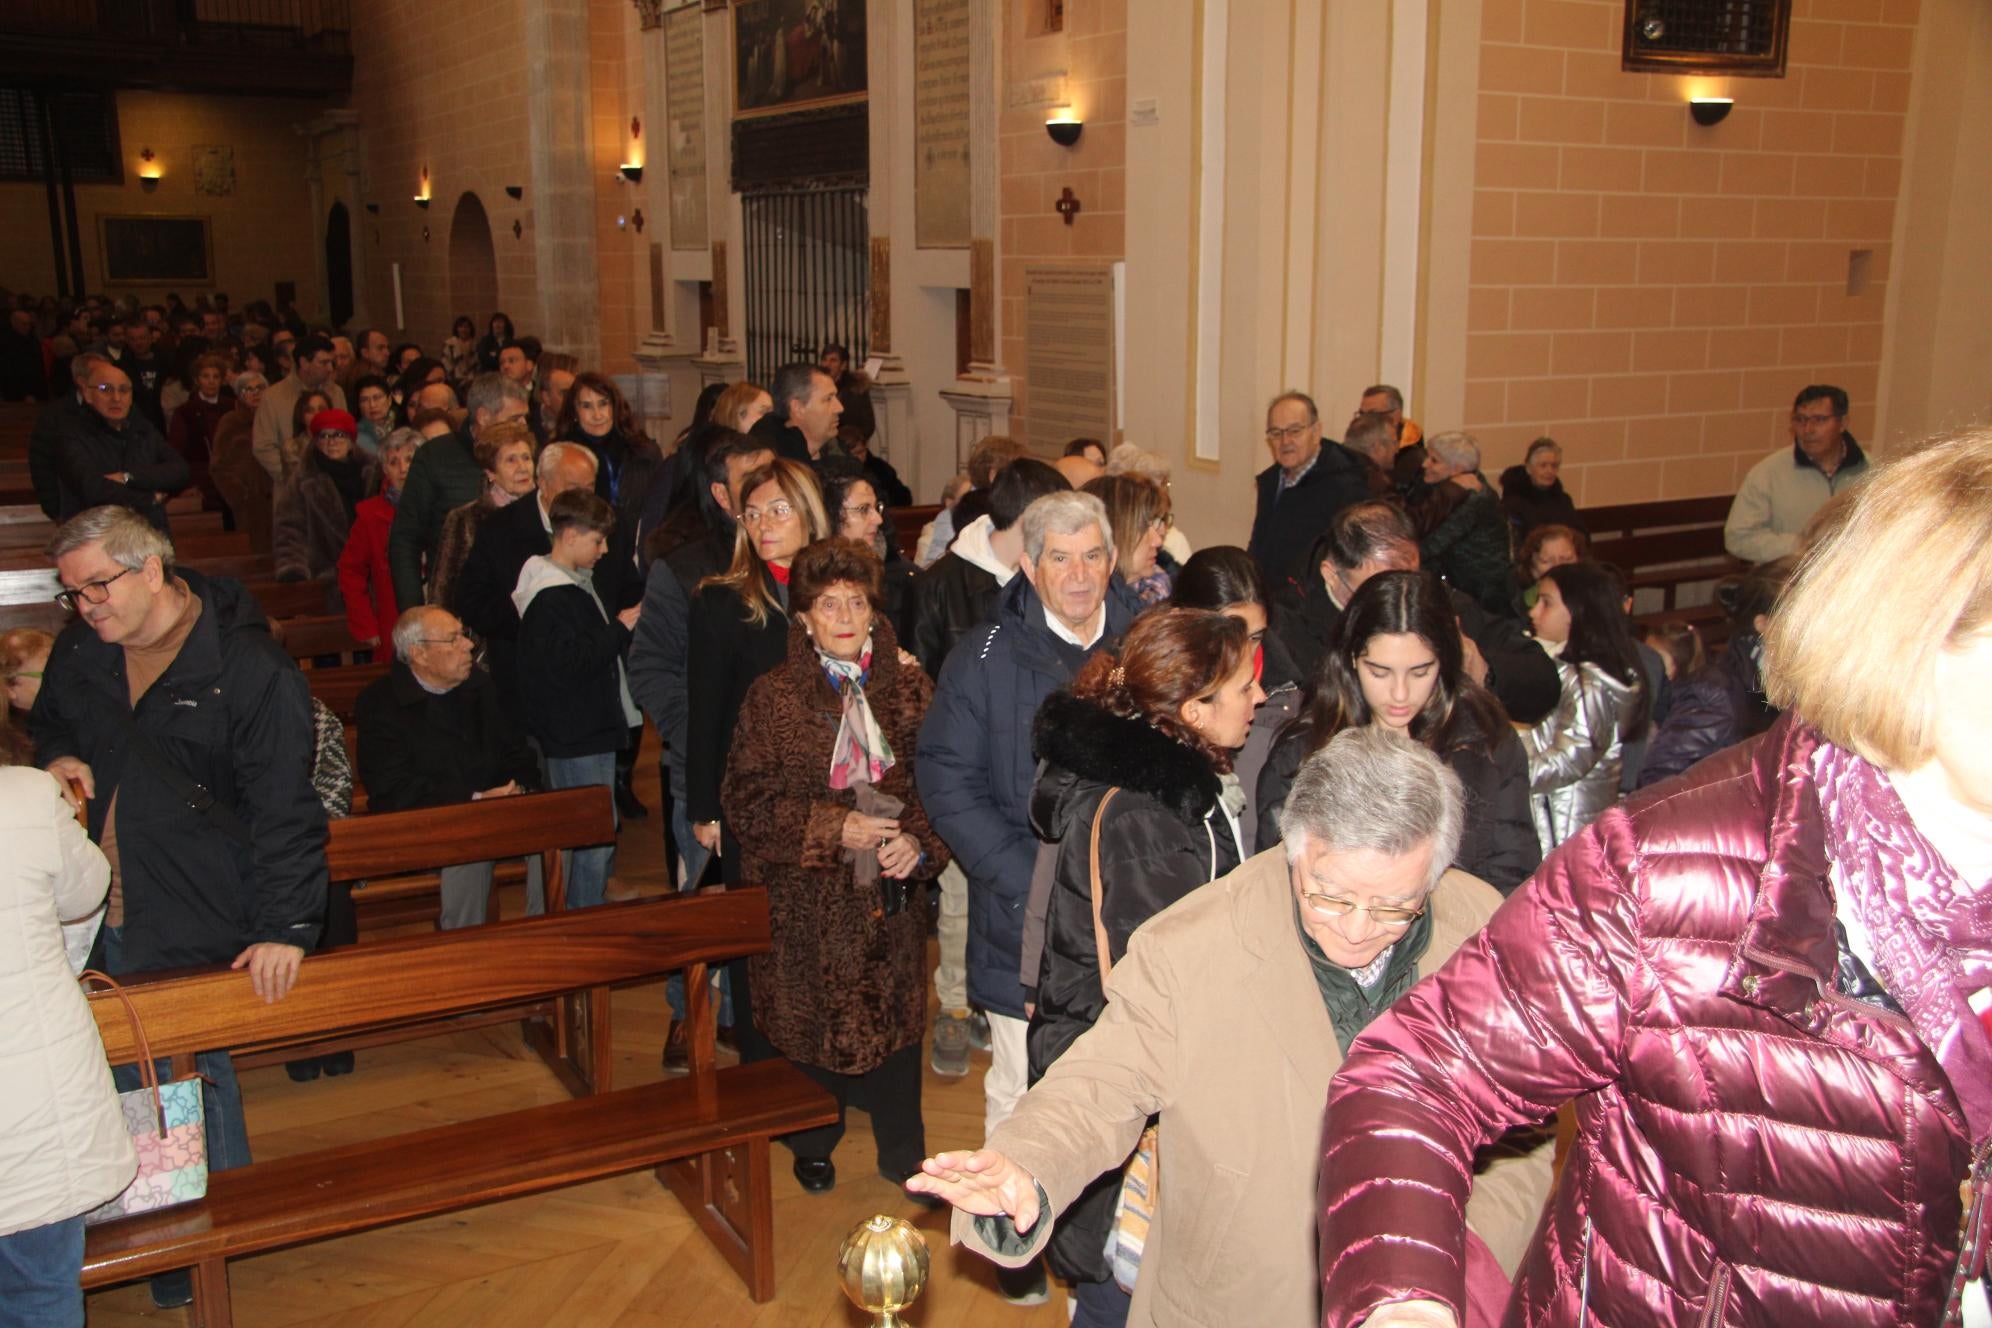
[721,537,949,1196]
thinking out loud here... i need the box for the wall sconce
[620,163,644,183]
[1045,110,1083,147]
[505,185,523,200]
[413,165,432,208]
[137,146,161,192]
[1689,97,1734,127]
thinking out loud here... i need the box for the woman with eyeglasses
[1258,570,1541,894]
[720,537,949,1195]
[1019,606,1264,1325]
[687,459,830,1056]
[819,455,916,640]
[1083,473,1173,606]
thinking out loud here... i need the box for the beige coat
[0,767,135,1237]
[954,850,1550,1327]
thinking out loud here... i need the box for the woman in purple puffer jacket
[1319,425,1992,1328]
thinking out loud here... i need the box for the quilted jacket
[1520,658,1639,850]
[1319,714,1986,1327]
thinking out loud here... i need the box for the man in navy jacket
[1246,389,1371,591]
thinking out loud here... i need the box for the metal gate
[741,187,868,387]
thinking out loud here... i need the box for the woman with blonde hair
[1082,473,1172,606]
[1321,425,1992,1328]
[711,380,774,435]
[686,458,828,1057]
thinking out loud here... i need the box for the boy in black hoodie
[513,490,641,906]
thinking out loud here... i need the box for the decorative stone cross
[1055,187,1082,226]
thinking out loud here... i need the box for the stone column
[633,0,676,365]
[526,0,603,365]
[945,0,1013,442]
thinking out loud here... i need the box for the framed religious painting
[732,0,868,118]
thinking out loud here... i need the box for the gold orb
[838,1214,930,1326]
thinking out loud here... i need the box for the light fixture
[1689,97,1734,127]
[1045,109,1082,148]
[413,164,432,208]
[505,185,523,200]
[137,146,161,192]
[620,163,644,183]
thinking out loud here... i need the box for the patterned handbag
[79,969,210,1225]
[1084,788,1158,1295]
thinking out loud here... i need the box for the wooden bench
[305,659,389,724]
[890,502,940,559]
[235,787,619,1090]
[1576,496,1744,616]
[269,613,366,665]
[81,893,840,1322]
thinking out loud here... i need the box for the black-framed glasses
[1299,891,1426,929]
[53,567,131,612]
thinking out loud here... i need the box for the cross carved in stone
[1055,187,1082,226]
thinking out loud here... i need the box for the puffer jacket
[1320,714,1983,1327]
[1636,651,1750,790]
[1025,690,1242,1283]
[1415,475,1512,615]
[0,767,135,1238]
[1522,657,1639,850]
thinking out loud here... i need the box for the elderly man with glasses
[909,726,1551,1328]
[1246,389,1372,591]
[53,358,190,532]
[353,605,542,928]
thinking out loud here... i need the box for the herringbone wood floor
[85,740,1074,1327]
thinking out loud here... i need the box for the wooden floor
[86,735,1074,1327]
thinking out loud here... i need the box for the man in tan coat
[910,727,1551,1327]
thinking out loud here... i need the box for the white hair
[1105,442,1171,486]
[1279,727,1464,891]
[1020,490,1112,564]
[537,440,599,482]
[1425,431,1482,476]
[390,606,450,662]
[378,427,424,463]
[46,505,175,572]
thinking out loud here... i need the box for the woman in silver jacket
[1523,561,1648,848]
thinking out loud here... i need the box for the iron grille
[1623,0,1791,77]
[741,187,869,388]
[0,86,121,184]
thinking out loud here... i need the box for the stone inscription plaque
[1024,265,1115,455]
[914,0,971,248]
[665,4,710,249]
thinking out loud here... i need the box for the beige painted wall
[0,90,327,312]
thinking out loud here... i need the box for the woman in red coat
[337,427,419,650]
[1321,426,1992,1328]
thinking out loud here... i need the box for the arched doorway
[324,202,353,328]
[448,192,499,340]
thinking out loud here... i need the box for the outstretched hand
[904,1149,1041,1232]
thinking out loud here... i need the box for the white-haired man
[911,727,1549,1327]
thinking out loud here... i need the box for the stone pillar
[526,0,603,365]
[865,233,920,491]
[946,0,1013,442]
[633,0,676,365]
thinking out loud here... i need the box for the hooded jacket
[29,571,328,973]
[917,573,1140,1019]
[1025,690,1242,1282]
[907,512,1012,677]
[1321,715,1981,1327]
[1522,657,1640,850]
[511,555,638,758]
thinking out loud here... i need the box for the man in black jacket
[908,457,1068,677]
[1246,390,1371,590]
[33,505,326,1306]
[356,606,542,928]
[452,440,599,712]
[751,360,845,467]
[29,353,97,518]
[54,360,190,532]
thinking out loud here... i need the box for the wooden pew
[305,659,388,724]
[235,787,621,1091]
[269,613,366,665]
[82,893,840,1319]
[1576,495,1744,614]
[0,565,64,634]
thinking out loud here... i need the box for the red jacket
[1320,714,1982,1327]
[337,494,399,645]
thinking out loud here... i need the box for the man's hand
[906,1149,1041,1231]
[879,832,920,879]
[841,811,902,851]
[231,942,305,1003]
[617,604,642,630]
[46,757,95,806]
[359,636,382,650]
[1458,624,1489,686]
[1358,1300,1457,1328]
[693,821,723,855]
[474,780,522,800]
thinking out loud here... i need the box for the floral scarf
[821,638,894,790]
[1813,739,1992,1144]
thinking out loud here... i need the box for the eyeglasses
[1792,412,1842,426]
[89,382,133,399]
[741,501,796,526]
[417,632,470,647]
[1299,891,1427,929]
[841,501,885,518]
[1265,423,1313,443]
[53,567,131,612]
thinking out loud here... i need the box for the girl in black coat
[1257,570,1542,893]
[1026,607,1265,1324]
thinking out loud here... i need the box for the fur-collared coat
[721,617,949,1074]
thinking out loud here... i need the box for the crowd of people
[7,285,1990,1328]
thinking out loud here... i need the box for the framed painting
[99,215,214,286]
[732,0,867,118]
